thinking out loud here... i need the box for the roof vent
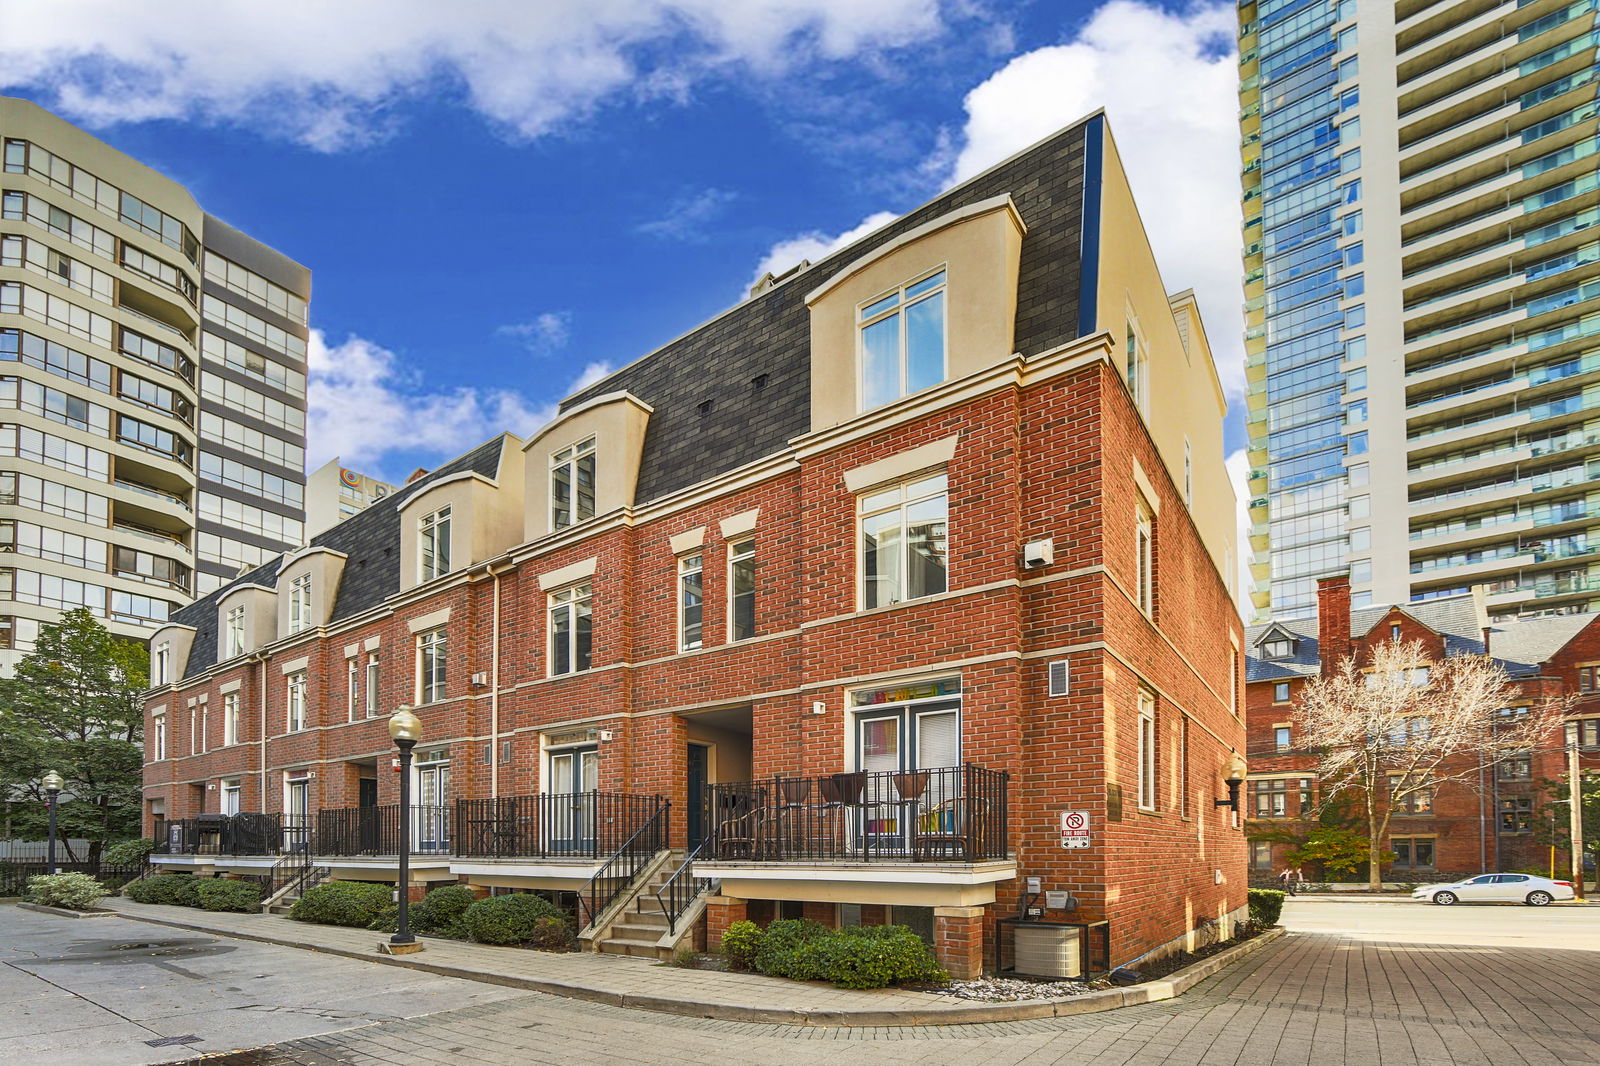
[747,258,811,298]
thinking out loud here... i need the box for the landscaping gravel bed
[921,976,1100,1001]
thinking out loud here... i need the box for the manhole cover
[144,1035,202,1047]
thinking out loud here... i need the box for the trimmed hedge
[720,919,762,970]
[196,879,262,913]
[459,892,567,946]
[26,872,109,910]
[412,885,479,935]
[290,881,394,927]
[752,918,828,978]
[736,919,948,989]
[1248,888,1286,927]
[124,873,198,906]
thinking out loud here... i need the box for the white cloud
[638,187,738,241]
[948,1,1242,401]
[306,329,609,475]
[748,210,897,293]
[0,0,948,149]
[497,312,573,354]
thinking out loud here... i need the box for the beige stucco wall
[397,449,525,593]
[215,584,276,661]
[1094,127,1237,592]
[275,547,347,633]
[806,197,1024,433]
[521,394,651,542]
[148,623,196,684]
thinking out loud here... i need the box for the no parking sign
[1060,810,1091,849]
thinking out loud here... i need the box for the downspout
[254,652,269,811]
[491,563,504,798]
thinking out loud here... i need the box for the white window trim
[347,657,359,722]
[727,537,756,643]
[152,713,166,761]
[286,672,306,732]
[223,691,240,747]
[857,473,950,611]
[1135,497,1154,617]
[419,505,452,582]
[856,265,948,411]
[365,653,380,718]
[678,552,703,652]
[548,582,593,677]
[1137,690,1157,812]
[549,437,596,531]
[417,628,447,704]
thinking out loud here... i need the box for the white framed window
[152,713,166,760]
[549,582,592,676]
[417,628,447,703]
[224,604,245,657]
[365,652,380,717]
[153,641,170,684]
[1135,498,1154,616]
[1125,320,1147,413]
[220,777,241,815]
[678,553,703,651]
[189,705,198,755]
[419,505,452,580]
[197,698,207,752]
[223,691,240,746]
[860,268,946,409]
[1179,715,1190,819]
[286,671,306,732]
[287,572,311,633]
[1137,690,1157,811]
[551,438,596,530]
[347,657,359,721]
[728,537,756,642]
[859,473,948,609]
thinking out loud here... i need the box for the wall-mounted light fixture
[1213,753,1248,811]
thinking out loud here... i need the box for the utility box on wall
[1013,925,1082,978]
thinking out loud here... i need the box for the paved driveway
[7,900,1600,1065]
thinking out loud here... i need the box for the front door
[285,777,310,853]
[549,747,598,854]
[855,703,960,854]
[358,778,378,853]
[687,743,710,848]
[415,762,450,852]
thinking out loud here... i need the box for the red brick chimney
[1316,573,1353,677]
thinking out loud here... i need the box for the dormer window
[551,438,596,529]
[287,573,312,634]
[860,268,945,410]
[419,506,452,580]
[153,642,170,685]
[225,604,245,658]
[1263,638,1294,659]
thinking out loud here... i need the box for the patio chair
[714,805,773,859]
[913,795,989,861]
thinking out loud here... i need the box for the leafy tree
[1285,826,1389,880]
[1531,772,1600,889]
[1295,640,1563,889]
[0,609,147,861]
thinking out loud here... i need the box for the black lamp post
[42,770,64,874]
[388,705,421,946]
[1214,754,1248,812]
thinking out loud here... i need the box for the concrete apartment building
[304,458,396,539]
[0,98,310,669]
[1240,0,1600,622]
[140,113,1249,978]
[1245,575,1600,881]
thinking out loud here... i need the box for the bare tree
[1294,640,1563,889]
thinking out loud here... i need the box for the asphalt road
[5,899,1599,1066]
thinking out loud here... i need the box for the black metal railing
[577,797,668,930]
[455,792,665,859]
[702,763,1009,862]
[654,841,717,936]
[313,805,452,857]
[153,813,307,857]
[0,859,142,897]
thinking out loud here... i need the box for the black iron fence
[578,797,668,928]
[702,763,1009,862]
[0,859,142,897]
[654,841,717,935]
[313,804,452,857]
[456,792,668,859]
[153,813,308,857]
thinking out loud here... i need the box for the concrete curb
[16,901,116,919]
[96,905,1285,1027]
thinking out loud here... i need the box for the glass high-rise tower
[0,97,309,669]
[1242,0,1600,621]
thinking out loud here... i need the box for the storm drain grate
[144,1035,202,1047]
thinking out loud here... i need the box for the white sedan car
[1412,873,1575,907]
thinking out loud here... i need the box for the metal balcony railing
[153,812,307,856]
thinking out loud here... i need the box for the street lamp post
[388,706,421,947]
[41,770,64,875]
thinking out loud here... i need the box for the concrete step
[597,936,668,959]
[624,907,669,926]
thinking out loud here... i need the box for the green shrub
[412,885,478,934]
[528,915,575,951]
[123,873,197,906]
[290,881,394,927]
[26,872,109,910]
[814,926,946,989]
[195,879,262,913]
[367,902,399,933]
[1248,888,1286,926]
[752,918,827,977]
[720,919,763,970]
[460,892,564,945]
[169,875,204,908]
[102,838,158,867]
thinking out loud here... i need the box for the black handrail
[455,792,660,859]
[702,763,1009,862]
[577,796,668,930]
[313,805,452,856]
[654,841,717,936]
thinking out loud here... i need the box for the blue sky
[0,0,1244,485]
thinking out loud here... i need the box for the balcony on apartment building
[692,764,1014,898]
[152,812,307,868]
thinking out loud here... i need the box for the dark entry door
[358,778,378,853]
[687,744,710,848]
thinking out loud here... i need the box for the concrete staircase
[592,849,704,960]
[263,866,327,915]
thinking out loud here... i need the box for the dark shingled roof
[1245,594,1595,681]
[563,118,1093,504]
[173,436,508,679]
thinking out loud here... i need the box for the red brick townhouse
[1245,575,1600,883]
[142,111,1247,978]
